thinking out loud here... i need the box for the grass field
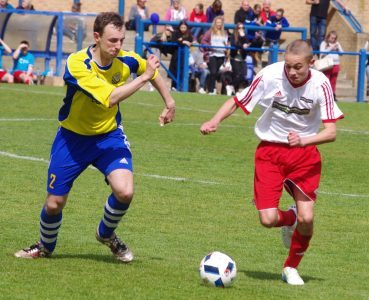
[0,83,368,299]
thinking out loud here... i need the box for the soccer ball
[199,251,237,287]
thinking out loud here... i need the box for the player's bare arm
[200,97,238,135]
[288,122,337,147]
[109,54,160,107]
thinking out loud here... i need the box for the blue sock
[98,194,130,239]
[40,207,62,253]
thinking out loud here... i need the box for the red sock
[284,229,312,268]
[275,209,296,227]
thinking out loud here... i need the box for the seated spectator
[320,30,343,101]
[264,8,289,46]
[0,0,14,9]
[206,0,224,23]
[234,0,254,25]
[189,46,209,94]
[0,38,14,83]
[164,0,187,32]
[63,2,86,42]
[149,26,174,57]
[218,58,233,95]
[189,3,207,43]
[125,0,150,31]
[16,0,35,10]
[260,0,275,24]
[168,21,193,91]
[230,23,249,93]
[12,40,37,85]
[201,16,229,95]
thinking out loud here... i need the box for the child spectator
[169,21,193,91]
[0,0,14,9]
[0,38,14,83]
[320,30,343,101]
[12,40,37,85]
[206,0,224,23]
[189,47,209,94]
[189,3,207,43]
[125,0,150,31]
[201,16,229,95]
[264,8,290,45]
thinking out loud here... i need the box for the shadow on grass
[240,270,325,283]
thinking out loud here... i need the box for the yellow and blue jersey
[60,45,158,135]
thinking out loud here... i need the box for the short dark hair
[20,40,29,46]
[93,12,124,36]
[285,39,313,61]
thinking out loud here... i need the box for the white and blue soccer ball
[199,251,237,287]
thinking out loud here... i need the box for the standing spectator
[189,47,210,94]
[229,22,249,93]
[264,8,290,46]
[201,16,229,95]
[189,3,207,43]
[164,0,187,24]
[245,4,264,67]
[306,0,348,52]
[234,0,254,25]
[0,38,14,83]
[365,39,369,97]
[14,12,175,261]
[63,2,87,42]
[200,39,344,286]
[125,0,150,31]
[169,21,193,91]
[12,40,37,85]
[206,0,224,23]
[260,0,276,24]
[320,30,343,101]
[0,0,14,9]
[16,0,35,10]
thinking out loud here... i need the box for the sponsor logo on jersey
[272,101,310,115]
[299,96,313,103]
[112,73,121,84]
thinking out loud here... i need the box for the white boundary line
[1,150,368,198]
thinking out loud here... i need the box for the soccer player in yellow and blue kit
[15,12,175,262]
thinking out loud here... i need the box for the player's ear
[309,57,315,68]
[93,32,100,43]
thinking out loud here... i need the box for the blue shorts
[47,126,133,196]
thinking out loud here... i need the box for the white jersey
[234,61,344,143]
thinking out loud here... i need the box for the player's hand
[144,54,160,81]
[159,104,175,126]
[288,131,304,147]
[200,120,218,135]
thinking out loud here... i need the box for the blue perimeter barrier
[136,19,368,102]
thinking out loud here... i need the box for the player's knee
[114,189,134,204]
[297,214,314,226]
[259,215,277,228]
[45,196,66,214]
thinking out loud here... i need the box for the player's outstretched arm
[109,55,160,107]
[150,74,176,126]
[200,97,238,135]
[288,122,337,147]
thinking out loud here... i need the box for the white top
[234,61,344,143]
[210,34,228,57]
[320,41,344,65]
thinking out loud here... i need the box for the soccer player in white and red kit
[200,40,344,285]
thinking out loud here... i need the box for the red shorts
[13,70,33,83]
[0,70,7,80]
[254,141,321,210]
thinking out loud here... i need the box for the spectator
[252,3,263,25]
[229,22,249,93]
[260,0,275,24]
[201,16,229,95]
[0,38,14,83]
[264,8,289,46]
[164,0,187,30]
[16,0,35,10]
[12,40,37,85]
[189,47,209,94]
[365,39,369,96]
[206,0,224,23]
[306,0,348,52]
[125,0,150,31]
[320,30,343,101]
[0,0,14,9]
[234,0,254,25]
[63,2,86,42]
[218,58,233,95]
[189,3,207,43]
[149,26,174,58]
[169,21,193,91]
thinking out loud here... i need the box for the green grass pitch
[0,83,368,299]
